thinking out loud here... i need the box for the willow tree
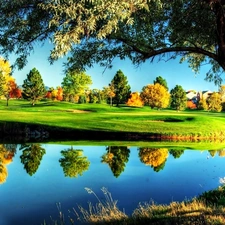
[1,1,225,84]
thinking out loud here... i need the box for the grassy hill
[1,99,225,143]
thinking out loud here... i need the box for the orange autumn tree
[187,100,197,109]
[4,77,22,106]
[126,92,144,107]
[45,90,52,99]
[56,86,63,101]
[45,86,63,101]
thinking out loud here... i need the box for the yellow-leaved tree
[138,148,169,172]
[0,58,11,98]
[126,92,144,107]
[140,83,170,109]
[0,144,15,184]
[208,92,222,112]
[102,84,115,107]
[0,58,21,106]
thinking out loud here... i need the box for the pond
[1,143,225,225]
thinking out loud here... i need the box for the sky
[9,42,220,93]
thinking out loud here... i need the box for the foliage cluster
[2,0,225,89]
[0,53,224,112]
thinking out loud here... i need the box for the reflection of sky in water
[0,145,225,225]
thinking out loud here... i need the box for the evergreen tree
[170,85,187,111]
[153,76,168,91]
[169,149,184,159]
[101,146,130,178]
[20,144,46,176]
[111,70,131,106]
[22,68,46,106]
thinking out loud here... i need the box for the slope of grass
[1,100,225,139]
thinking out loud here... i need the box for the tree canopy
[170,85,187,111]
[208,92,222,112]
[22,68,46,105]
[140,83,170,109]
[1,1,225,84]
[59,148,90,178]
[154,76,168,90]
[20,144,46,176]
[138,147,169,172]
[61,70,92,102]
[101,146,130,178]
[111,70,131,106]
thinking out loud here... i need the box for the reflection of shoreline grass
[43,187,225,225]
[51,140,225,151]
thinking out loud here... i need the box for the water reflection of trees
[20,144,46,176]
[59,147,90,178]
[0,144,17,184]
[169,149,184,159]
[209,149,225,157]
[138,148,169,172]
[101,146,130,178]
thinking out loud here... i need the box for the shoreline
[1,121,225,143]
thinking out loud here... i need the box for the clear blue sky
[9,42,220,92]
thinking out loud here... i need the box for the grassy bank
[1,100,225,141]
[43,186,225,225]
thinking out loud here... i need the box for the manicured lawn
[1,99,225,139]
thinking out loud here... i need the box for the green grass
[1,99,225,140]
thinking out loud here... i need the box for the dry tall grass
[42,187,225,225]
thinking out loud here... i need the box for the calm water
[1,143,225,225]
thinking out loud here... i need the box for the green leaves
[59,148,90,178]
[20,144,46,176]
[1,0,225,84]
[22,68,46,105]
[111,70,131,106]
[170,85,187,111]
[61,70,92,101]
[40,0,149,60]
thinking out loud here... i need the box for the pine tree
[170,85,187,111]
[153,76,168,91]
[111,70,131,106]
[22,68,46,105]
